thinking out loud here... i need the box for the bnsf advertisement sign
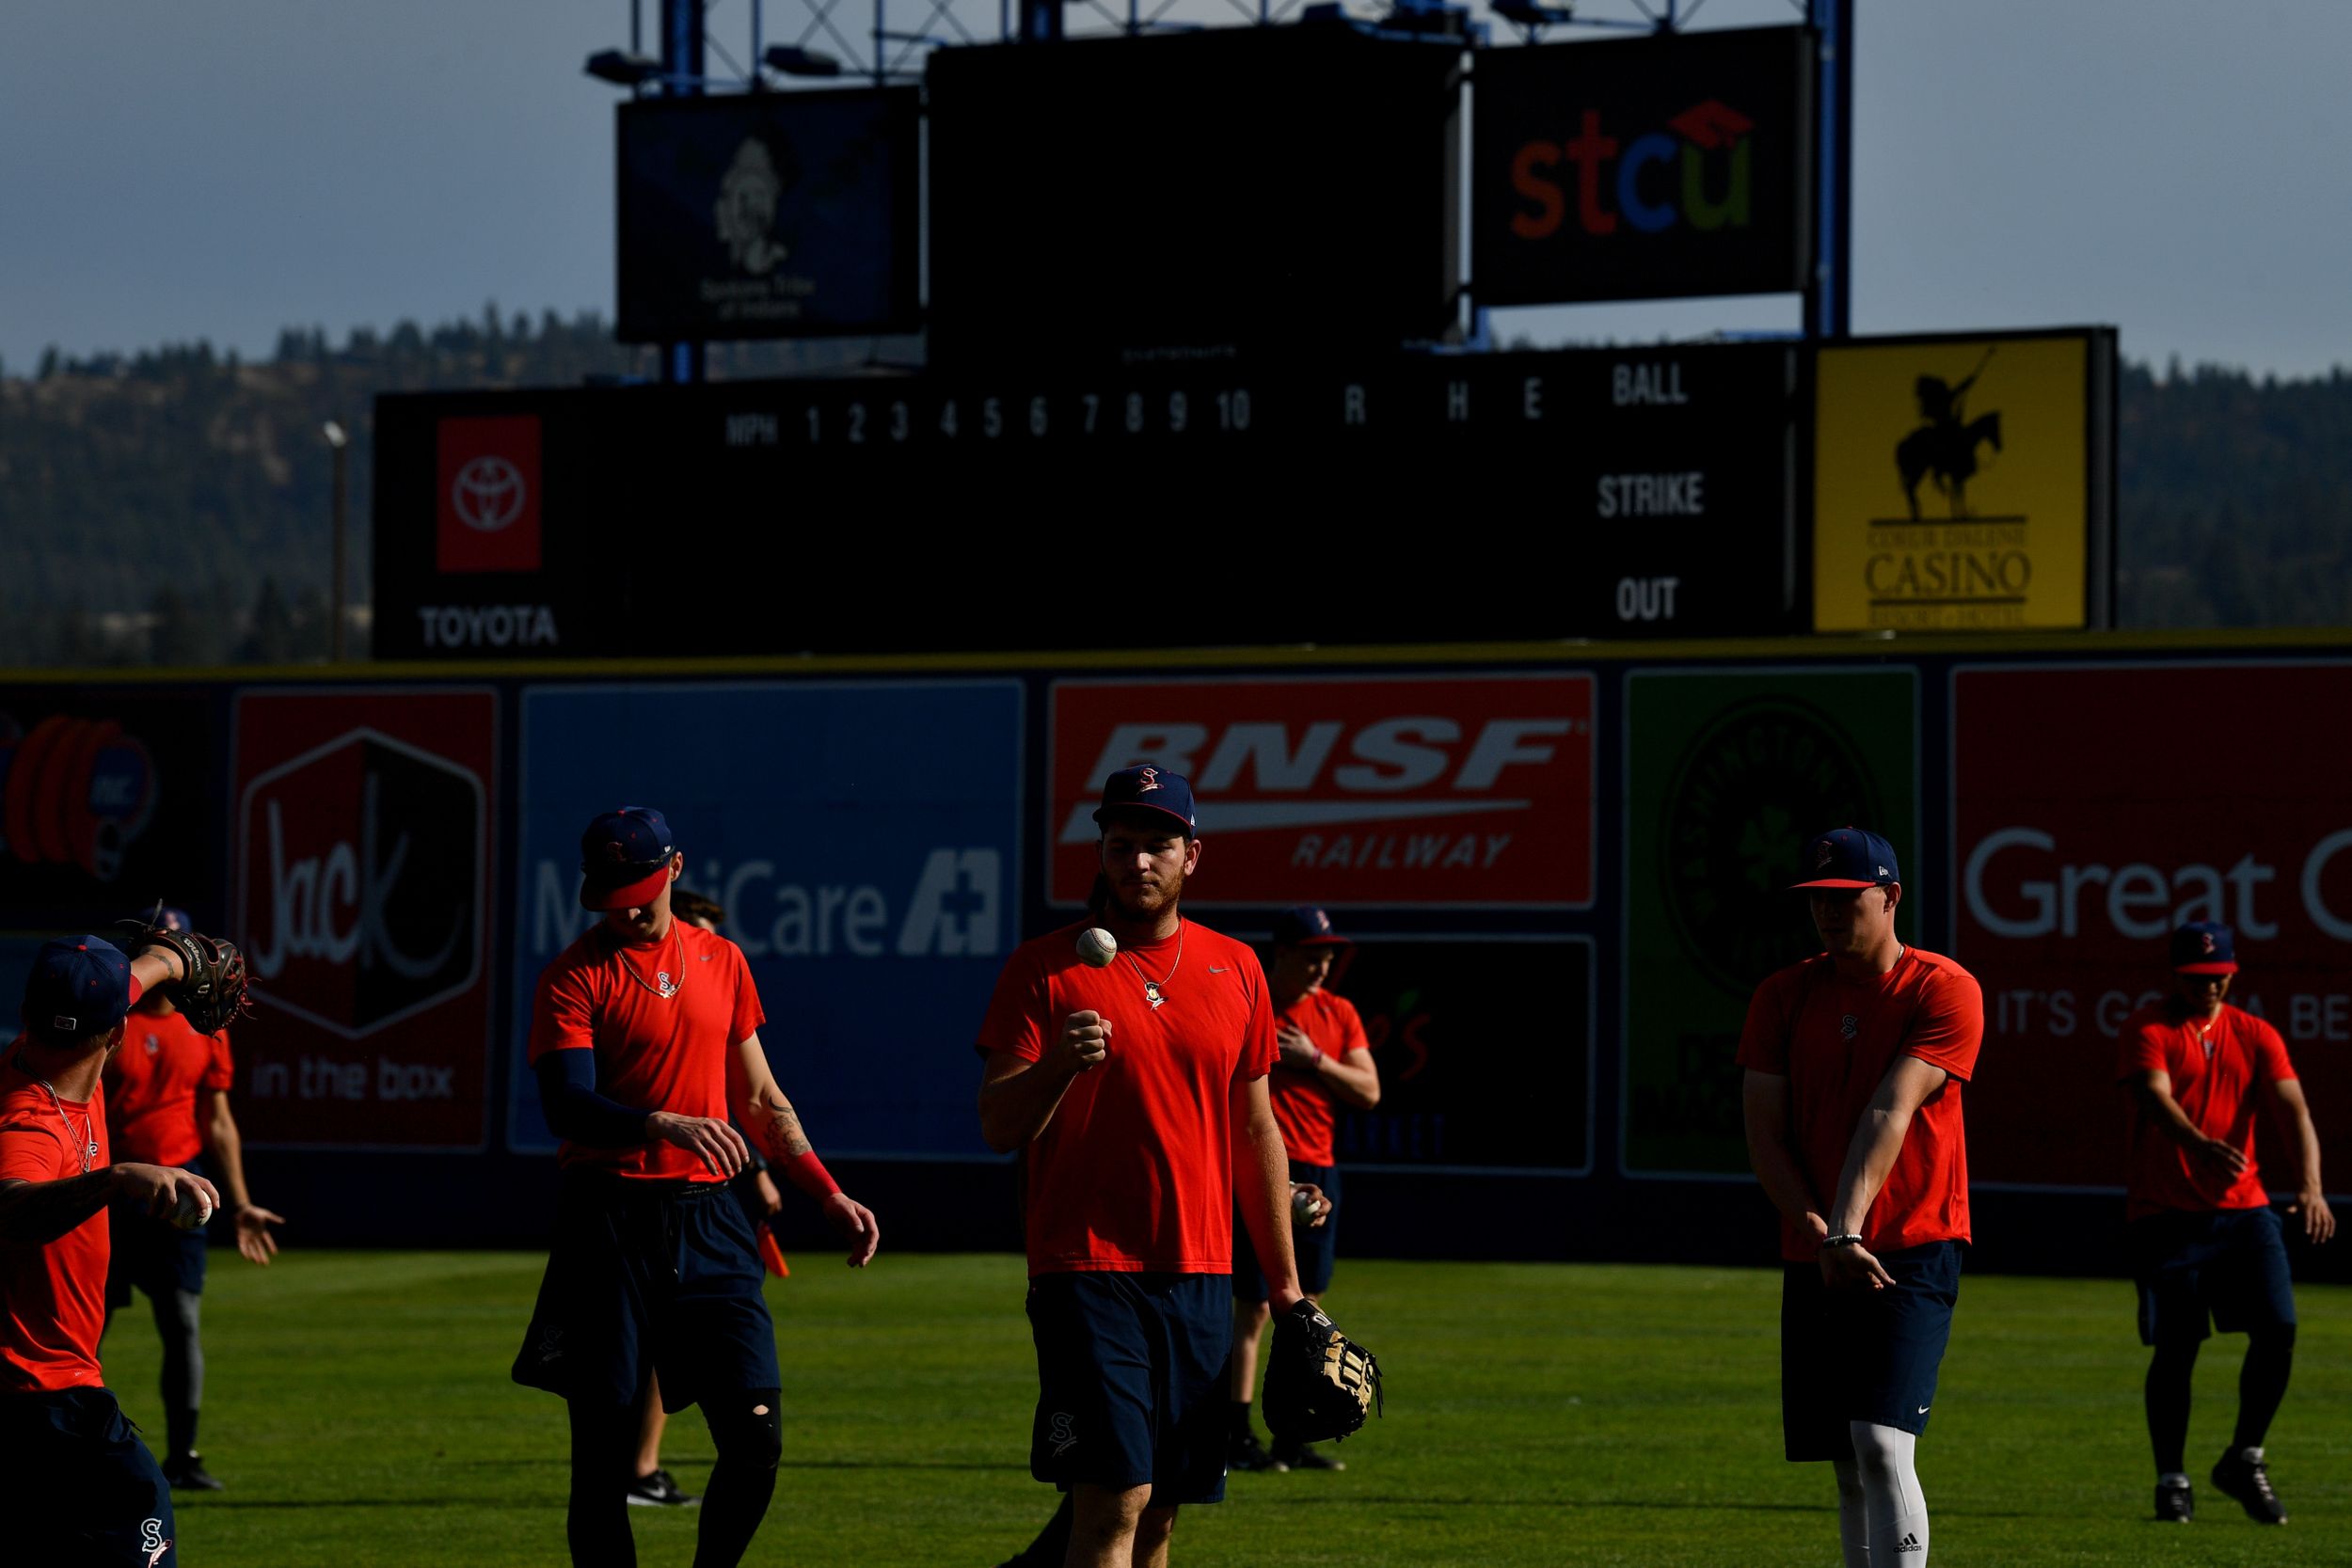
[230,689,496,1150]
[1049,676,1594,908]
[1954,664,2352,1191]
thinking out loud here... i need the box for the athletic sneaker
[2153,1478,2193,1523]
[163,1453,225,1491]
[1272,1441,1345,1472]
[1228,1433,1288,1473]
[2211,1448,2286,1525]
[626,1467,701,1508]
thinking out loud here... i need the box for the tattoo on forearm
[756,1091,813,1160]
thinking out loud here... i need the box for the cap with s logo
[1789,827,1901,890]
[1091,766,1197,835]
[2170,921,2237,975]
[1270,906,1351,946]
[579,806,677,911]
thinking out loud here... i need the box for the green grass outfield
[103,1252,2352,1566]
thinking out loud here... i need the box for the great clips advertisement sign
[509,680,1023,1160]
[230,689,498,1149]
[1473,26,1814,307]
[1049,675,1595,909]
[1954,664,2352,1193]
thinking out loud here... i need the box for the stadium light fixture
[762,44,843,77]
[584,48,664,87]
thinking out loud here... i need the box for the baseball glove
[1263,1299,1383,1447]
[107,914,253,1035]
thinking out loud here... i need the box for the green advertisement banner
[1622,669,1919,1175]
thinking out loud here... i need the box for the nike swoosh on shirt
[1209,967,1229,974]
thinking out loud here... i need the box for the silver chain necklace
[1120,924,1184,1011]
[617,927,683,1001]
[15,1059,96,1174]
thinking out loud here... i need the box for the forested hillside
[0,314,2344,665]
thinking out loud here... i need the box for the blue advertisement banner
[507,680,1024,1159]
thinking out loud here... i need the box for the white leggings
[1833,1422,1927,1565]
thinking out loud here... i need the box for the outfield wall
[6,630,2350,1280]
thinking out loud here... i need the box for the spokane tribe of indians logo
[0,715,160,879]
[451,455,527,532]
[237,728,484,1039]
[1896,347,2005,522]
[716,138,790,276]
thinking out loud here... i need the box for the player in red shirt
[102,905,285,1493]
[0,932,226,1566]
[2118,922,2331,1527]
[1228,905,1377,1475]
[1740,828,1982,1568]
[511,806,880,1568]
[977,766,1308,1568]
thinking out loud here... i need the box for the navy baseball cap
[1091,766,1197,836]
[22,936,135,1040]
[1790,827,1901,890]
[580,806,677,911]
[2171,921,2237,974]
[1271,906,1350,946]
[157,907,191,933]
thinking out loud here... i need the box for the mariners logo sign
[1049,675,1595,909]
[1813,329,2115,632]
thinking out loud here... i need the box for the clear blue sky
[2,0,2345,378]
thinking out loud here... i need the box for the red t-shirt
[103,1010,233,1167]
[2118,1002,2296,1222]
[1736,948,1984,1263]
[1269,988,1369,1168]
[977,919,1277,1275]
[529,922,765,1181]
[0,1055,110,1394]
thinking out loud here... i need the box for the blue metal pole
[1805,0,1852,339]
[661,0,706,381]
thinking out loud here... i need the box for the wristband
[781,1149,841,1199]
[1821,1233,1866,1249]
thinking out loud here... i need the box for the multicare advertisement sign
[1815,329,2117,632]
[508,680,1023,1159]
[1953,663,2352,1191]
[1047,675,1596,909]
[1622,669,1918,1175]
[230,689,499,1149]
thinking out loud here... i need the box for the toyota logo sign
[452,455,527,532]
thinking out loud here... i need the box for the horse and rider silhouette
[1897,349,2002,521]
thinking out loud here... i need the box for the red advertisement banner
[1049,675,1594,908]
[230,689,497,1148]
[1954,663,2352,1191]
[435,416,542,573]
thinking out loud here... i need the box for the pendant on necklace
[656,970,679,1000]
[1144,982,1165,1010]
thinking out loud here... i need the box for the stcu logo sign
[451,456,527,532]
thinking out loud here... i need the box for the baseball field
[112,1250,2352,1566]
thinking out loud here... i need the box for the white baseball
[1076,927,1118,968]
[170,1186,214,1231]
[1292,1186,1320,1226]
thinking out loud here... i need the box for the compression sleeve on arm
[534,1051,656,1147]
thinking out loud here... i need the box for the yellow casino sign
[1813,329,2116,632]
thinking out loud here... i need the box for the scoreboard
[374,341,1805,658]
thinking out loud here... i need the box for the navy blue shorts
[1233,1162,1340,1302]
[1027,1272,1231,1503]
[513,1171,781,1412]
[2131,1206,2297,1347]
[0,1386,177,1564]
[106,1159,210,1311]
[1780,1241,1964,1462]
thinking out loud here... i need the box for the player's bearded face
[2172,970,2232,1011]
[1098,820,1198,920]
